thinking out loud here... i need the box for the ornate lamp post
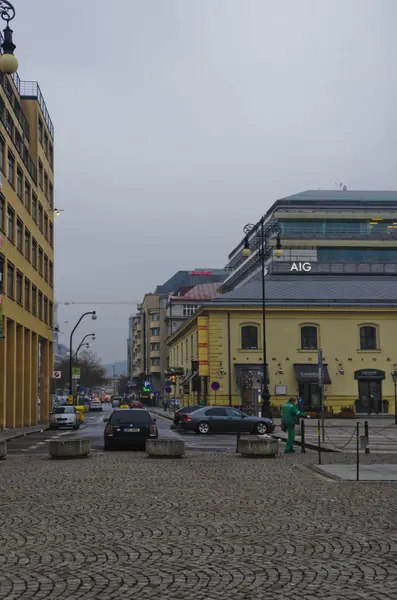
[241,218,282,418]
[0,1,18,74]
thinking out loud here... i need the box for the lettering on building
[290,262,312,272]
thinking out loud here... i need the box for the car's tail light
[149,423,157,434]
[175,412,180,418]
[105,425,113,434]
[182,415,192,422]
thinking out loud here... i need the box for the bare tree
[54,350,107,389]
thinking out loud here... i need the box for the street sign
[53,370,61,379]
[80,385,85,393]
[72,367,81,379]
[211,381,220,391]
[165,386,172,394]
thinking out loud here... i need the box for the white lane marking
[37,442,46,446]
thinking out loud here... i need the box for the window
[360,326,377,350]
[24,229,31,260]
[38,160,43,188]
[44,255,48,281]
[241,325,259,349]
[38,203,43,231]
[25,180,31,212]
[318,247,397,263]
[44,297,48,323]
[7,151,14,186]
[44,172,48,197]
[150,312,160,321]
[0,195,4,231]
[6,110,13,137]
[301,325,318,350]
[49,143,53,168]
[16,218,23,252]
[205,408,227,417]
[183,304,198,317]
[38,118,43,143]
[32,193,37,222]
[49,222,53,246]
[14,129,22,154]
[151,342,160,351]
[7,262,14,298]
[44,132,48,155]
[38,292,43,319]
[7,206,14,242]
[150,357,160,366]
[49,301,53,327]
[150,327,160,337]
[44,214,48,239]
[32,286,37,315]
[49,183,53,207]
[0,136,4,172]
[32,238,37,268]
[25,279,30,310]
[16,271,22,304]
[49,260,53,286]
[160,297,167,308]
[16,167,23,199]
[38,247,43,274]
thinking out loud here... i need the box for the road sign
[72,367,81,379]
[165,386,172,394]
[53,370,61,379]
[80,385,85,393]
[211,381,220,391]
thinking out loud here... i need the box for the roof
[169,283,222,301]
[211,275,397,305]
[279,190,397,203]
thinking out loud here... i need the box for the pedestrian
[281,396,310,454]
[163,398,168,412]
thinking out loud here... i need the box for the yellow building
[167,275,397,415]
[0,73,55,429]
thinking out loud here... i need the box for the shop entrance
[354,370,385,414]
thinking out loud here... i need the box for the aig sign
[290,262,312,272]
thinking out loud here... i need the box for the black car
[173,405,201,426]
[111,396,122,408]
[104,409,158,450]
[180,406,274,435]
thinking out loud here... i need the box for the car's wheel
[196,421,210,435]
[254,422,268,435]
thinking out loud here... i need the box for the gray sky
[17,0,397,363]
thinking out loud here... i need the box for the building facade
[165,283,222,337]
[167,276,397,415]
[0,73,55,429]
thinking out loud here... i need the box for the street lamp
[0,1,18,74]
[392,369,397,425]
[69,312,97,400]
[241,218,282,418]
[74,333,96,360]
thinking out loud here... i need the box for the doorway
[357,380,382,414]
[298,383,321,410]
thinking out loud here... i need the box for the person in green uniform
[281,397,310,453]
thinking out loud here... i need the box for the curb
[151,409,174,422]
[0,424,50,443]
[271,433,337,453]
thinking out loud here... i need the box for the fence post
[301,419,306,453]
[317,419,321,465]
[364,420,370,454]
[356,421,360,481]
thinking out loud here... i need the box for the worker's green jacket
[281,402,306,426]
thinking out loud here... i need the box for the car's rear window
[54,406,74,414]
[181,406,200,413]
[110,410,152,425]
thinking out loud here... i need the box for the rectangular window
[16,271,22,304]
[150,342,160,351]
[38,119,43,143]
[44,132,48,155]
[49,222,53,246]
[32,193,37,222]
[24,229,31,260]
[150,327,160,337]
[150,312,160,321]
[16,218,23,252]
[14,129,22,154]
[32,238,37,268]
[38,203,43,231]
[0,136,4,172]
[38,160,43,188]
[43,297,48,323]
[7,151,14,186]
[38,247,43,274]
[49,261,53,286]
[38,292,43,319]
[49,301,53,327]
[7,262,14,298]
[183,304,198,317]
[24,278,30,310]
[49,183,53,207]
[150,357,160,366]
[49,144,53,168]
[32,286,37,315]
[6,111,13,137]
[16,167,23,199]
[44,172,48,197]
[0,195,4,231]
[25,180,31,212]
[7,206,14,242]
[44,255,48,281]
[44,213,48,240]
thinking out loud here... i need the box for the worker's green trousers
[285,425,295,452]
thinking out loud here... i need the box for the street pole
[260,216,270,418]
[318,349,325,442]
[393,371,397,425]
[69,311,97,403]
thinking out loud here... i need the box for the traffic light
[170,375,177,384]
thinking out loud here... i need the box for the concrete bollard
[146,439,185,458]
[238,436,278,458]
[0,441,7,460]
[49,439,91,459]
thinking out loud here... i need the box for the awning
[182,371,198,385]
[234,364,269,385]
[294,364,331,385]
[179,372,191,384]
[354,369,385,380]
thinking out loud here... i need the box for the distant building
[165,282,222,336]
[155,269,225,294]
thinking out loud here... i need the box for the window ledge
[356,349,382,353]
[297,348,318,353]
[238,348,262,352]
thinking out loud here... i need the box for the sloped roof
[171,283,222,301]
[280,190,397,202]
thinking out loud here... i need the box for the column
[31,333,38,425]
[39,339,50,423]
[6,319,16,428]
[0,318,7,430]
[15,325,25,428]
[23,329,32,426]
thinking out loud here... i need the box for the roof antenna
[334,182,347,190]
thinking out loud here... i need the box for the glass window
[49,183,53,207]
[54,406,75,415]
[183,304,198,317]
[44,132,48,155]
[25,180,31,212]
[7,262,14,298]
[318,247,397,263]
[0,136,4,172]
[301,325,318,350]
[151,342,160,351]
[360,326,377,350]
[150,327,160,336]
[44,297,48,323]
[38,247,43,274]
[49,261,53,286]
[44,172,48,197]
[49,144,53,168]
[7,151,14,186]
[38,203,43,231]
[25,278,30,310]
[150,312,160,321]
[205,408,227,417]
[226,408,244,418]
[44,214,48,239]
[24,229,31,260]
[44,255,48,281]
[16,218,23,251]
[38,160,43,187]
[6,110,13,137]
[32,238,37,268]
[16,167,23,199]
[49,301,53,327]
[0,195,4,231]
[110,410,153,425]
[241,325,258,349]
[38,292,43,319]
[49,222,53,246]
[7,206,14,242]
[32,286,37,315]
[151,357,160,366]
[38,119,43,143]
[32,193,37,222]
[16,271,22,304]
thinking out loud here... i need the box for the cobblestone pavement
[1,451,397,599]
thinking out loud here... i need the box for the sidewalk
[0,423,49,443]
[151,407,174,421]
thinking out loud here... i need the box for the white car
[89,400,103,412]
[50,406,80,430]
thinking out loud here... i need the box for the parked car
[111,396,122,408]
[173,405,201,426]
[89,400,103,412]
[50,406,80,430]
[180,406,274,435]
[130,400,143,408]
[103,409,158,450]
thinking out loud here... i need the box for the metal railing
[19,80,54,139]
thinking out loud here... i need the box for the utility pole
[318,349,325,442]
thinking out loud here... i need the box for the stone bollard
[49,439,91,459]
[0,441,7,460]
[146,439,185,458]
[238,436,278,458]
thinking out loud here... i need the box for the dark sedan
[104,409,158,450]
[173,405,201,426]
[180,406,274,435]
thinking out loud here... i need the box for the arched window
[301,325,318,350]
[360,325,377,350]
[241,325,258,349]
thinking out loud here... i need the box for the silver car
[49,406,80,430]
